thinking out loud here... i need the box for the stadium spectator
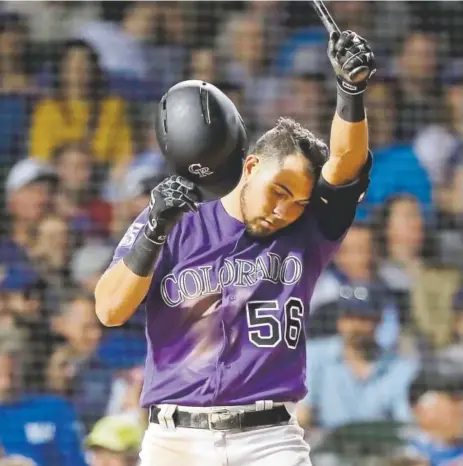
[436,290,463,365]
[0,327,87,466]
[427,76,463,265]
[0,12,32,94]
[29,39,132,165]
[1,2,101,44]
[85,415,143,466]
[215,11,280,130]
[50,290,112,430]
[51,142,112,239]
[188,47,218,83]
[75,2,159,81]
[406,361,463,466]
[107,165,166,241]
[2,158,57,257]
[0,265,53,393]
[76,2,188,98]
[44,339,77,399]
[374,194,462,353]
[309,223,401,351]
[105,364,145,421]
[0,12,34,166]
[28,215,72,308]
[298,291,417,430]
[70,243,114,295]
[262,72,329,142]
[356,81,433,222]
[393,30,445,141]
[374,195,432,318]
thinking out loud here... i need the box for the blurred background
[0,1,463,466]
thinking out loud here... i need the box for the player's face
[240,153,314,237]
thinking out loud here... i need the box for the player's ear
[243,154,260,177]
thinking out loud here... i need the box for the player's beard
[240,181,274,238]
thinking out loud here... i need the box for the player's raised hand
[144,175,200,244]
[328,30,376,95]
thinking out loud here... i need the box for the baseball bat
[311,0,340,35]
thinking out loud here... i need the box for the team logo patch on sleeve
[119,223,144,248]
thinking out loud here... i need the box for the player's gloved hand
[144,175,200,245]
[328,30,376,95]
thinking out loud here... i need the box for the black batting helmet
[154,80,249,201]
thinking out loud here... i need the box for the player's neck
[221,184,245,223]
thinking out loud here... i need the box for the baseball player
[95,29,376,466]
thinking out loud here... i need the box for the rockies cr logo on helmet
[188,163,214,178]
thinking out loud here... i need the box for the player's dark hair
[252,117,329,180]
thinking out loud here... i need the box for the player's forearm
[323,90,368,185]
[94,258,152,327]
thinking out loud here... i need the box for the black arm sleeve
[312,151,373,241]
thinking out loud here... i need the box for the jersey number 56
[246,298,304,349]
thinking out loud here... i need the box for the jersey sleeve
[302,151,373,272]
[313,150,372,238]
[107,209,149,270]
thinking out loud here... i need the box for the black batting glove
[328,30,376,95]
[144,175,200,245]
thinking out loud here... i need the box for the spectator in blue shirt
[405,361,463,466]
[0,327,87,466]
[356,81,433,223]
[298,292,418,430]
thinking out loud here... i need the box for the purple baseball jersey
[108,200,343,407]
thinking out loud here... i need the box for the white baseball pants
[138,402,312,466]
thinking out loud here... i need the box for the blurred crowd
[0,1,463,466]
